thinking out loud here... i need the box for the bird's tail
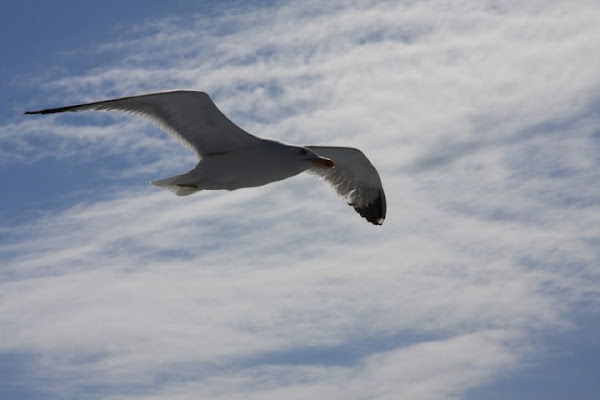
[150,173,202,196]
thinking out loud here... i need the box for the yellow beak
[311,156,335,168]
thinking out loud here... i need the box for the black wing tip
[354,189,387,226]
[24,106,78,115]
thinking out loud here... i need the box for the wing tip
[354,189,386,226]
[24,106,78,115]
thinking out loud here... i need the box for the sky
[1,0,600,399]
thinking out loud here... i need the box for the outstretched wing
[307,146,386,225]
[25,90,260,157]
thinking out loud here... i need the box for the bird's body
[26,90,386,225]
[153,138,321,194]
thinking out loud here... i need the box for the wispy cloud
[1,0,600,399]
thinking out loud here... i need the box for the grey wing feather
[307,146,386,225]
[25,90,259,157]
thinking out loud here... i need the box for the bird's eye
[299,148,308,156]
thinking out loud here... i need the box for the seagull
[25,90,386,225]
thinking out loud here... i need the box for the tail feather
[151,173,201,196]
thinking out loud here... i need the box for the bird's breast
[195,150,306,190]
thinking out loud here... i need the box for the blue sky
[1,1,600,399]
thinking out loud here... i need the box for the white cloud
[1,0,600,399]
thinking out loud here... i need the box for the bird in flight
[26,91,386,225]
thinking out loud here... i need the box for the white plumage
[26,90,386,225]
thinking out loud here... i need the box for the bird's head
[296,147,335,169]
